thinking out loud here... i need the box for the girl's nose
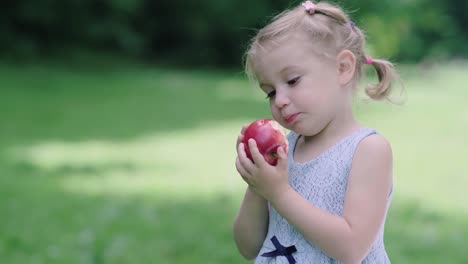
[273,90,289,109]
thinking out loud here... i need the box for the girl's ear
[336,49,356,86]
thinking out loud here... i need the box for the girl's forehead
[255,42,310,69]
[262,38,313,57]
[253,39,332,76]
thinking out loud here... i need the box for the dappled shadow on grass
[0,161,246,264]
[2,156,468,264]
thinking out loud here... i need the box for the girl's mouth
[285,113,299,124]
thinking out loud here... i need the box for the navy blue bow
[261,236,297,264]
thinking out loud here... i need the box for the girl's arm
[232,186,269,260]
[268,134,393,264]
[233,124,269,260]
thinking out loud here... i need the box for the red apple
[242,119,287,166]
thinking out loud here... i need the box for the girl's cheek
[271,110,283,124]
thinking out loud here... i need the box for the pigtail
[364,58,402,102]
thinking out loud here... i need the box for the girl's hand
[235,124,249,151]
[235,138,290,201]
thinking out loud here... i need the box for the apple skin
[242,119,287,166]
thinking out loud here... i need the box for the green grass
[1,61,467,263]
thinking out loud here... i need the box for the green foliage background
[1,0,467,66]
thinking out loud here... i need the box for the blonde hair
[244,1,401,101]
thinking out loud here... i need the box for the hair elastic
[365,56,373,65]
[302,1,316,14]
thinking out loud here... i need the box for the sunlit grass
[9,122,246,197]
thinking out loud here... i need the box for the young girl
[233,1,400,263]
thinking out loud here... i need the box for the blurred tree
[0,0,466,66]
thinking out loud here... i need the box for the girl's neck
[302,112,360,148]
[293,109,361,164]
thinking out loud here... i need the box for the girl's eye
[287,77,300,86]
[266,90,276,99]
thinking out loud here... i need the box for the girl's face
[253,37,350,136]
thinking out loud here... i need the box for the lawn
[1,61,467,263]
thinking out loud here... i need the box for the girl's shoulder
[350,132,393,187]
[351,128,392,167]
[355,133,392,159]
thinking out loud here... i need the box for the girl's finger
[235,157,251,183]
[236,134,244,149]
[276,146,288,169]
[240,124,248,134]
[248,138,267,167]
[278,146,288,159]
[236,123,249,150]
[238,142,255,173]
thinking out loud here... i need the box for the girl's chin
[292,124,324,137]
